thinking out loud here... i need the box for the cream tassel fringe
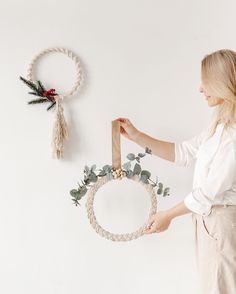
[52,96,69,159]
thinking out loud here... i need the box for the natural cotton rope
[52,95,69,159]
[26,47,83,99]
[26,47,83,159]
[83,120,158,241]
[85,174,157,242]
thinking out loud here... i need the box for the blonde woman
[116,49,236,294]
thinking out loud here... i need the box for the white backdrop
[0,1,235,293]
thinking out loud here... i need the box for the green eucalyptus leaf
[98,170,106,176]
[157,182,163,194]
[133,163,141,175]
[140,174,149,184]
[138,153,146,158]
[122,162,131,171]
[106,172,113,181]
[145,147,152,154]
[158,182,163,189]
[78,195,83,200]
[141,170,151,178]
[157,183,163,194]
[78,186,88,197]
[163,187,170,197]
[84,165,90,175]
[88,172,98,183]
[135,157,140,163]
[126,170,134,178]
[91,164,96,172]
[70,189,83,200]
[84,178,90,185]
[103,165,112,172]
[127,153,135,161]
[157,187,163,194]
[70,189,79,197]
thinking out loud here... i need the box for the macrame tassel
[52,96,69,159]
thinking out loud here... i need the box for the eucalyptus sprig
[70,164,113,206]
[122,147,170,196]
[70,146,170,206]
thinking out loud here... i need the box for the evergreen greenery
[19,76,57,111]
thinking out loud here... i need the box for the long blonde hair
[201,49,236,139]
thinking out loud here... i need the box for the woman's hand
[144,210,172,234]
[116,117,141,142]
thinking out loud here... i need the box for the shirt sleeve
[184,137,236,216]
[174,127,209,167]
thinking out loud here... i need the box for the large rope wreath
[70,120,170,242]
[20,47,83,159]
[86,174,157,241]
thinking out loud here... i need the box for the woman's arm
[117,117,208,167]
[116,117,195,234]
[167,200,193,218]
[144,201,193,234]
[117,117,175,162]
[135,131,175,162]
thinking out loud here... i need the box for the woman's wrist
[166,201,193,220]
[166,208,176,220]
[132,130,143,144]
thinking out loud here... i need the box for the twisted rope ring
[86,174,157,242]
[26,47,83,99]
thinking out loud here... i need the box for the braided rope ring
[26,47,83,99]
[86,174,157,242]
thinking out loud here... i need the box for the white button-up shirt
[174,123,236,216]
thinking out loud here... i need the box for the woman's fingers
[145,222,163,234]
[116,117,126,123]
[114,117,138,141]
[144,211,172,234]
[145,222,157,234]
[116,118,131,138]
[120,127,129,139]
[116,117,131,125]
[116,117,127,121]
[144,216,155,231]
[120,126,126,134]
[144,214,162,234]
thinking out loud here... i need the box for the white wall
[0,1,235,293]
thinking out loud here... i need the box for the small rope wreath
[70,120,170,242]
[20,47,83,159]
[26,47,83,99]
[86,174,157,242]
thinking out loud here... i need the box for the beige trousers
[192,205,236,294]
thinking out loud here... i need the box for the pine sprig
[20,76,41,95]
[28,92,42,96]
[37,80,45,93]
[47,102,56,111]
[28,98,49,105]
[20,76,58,111]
